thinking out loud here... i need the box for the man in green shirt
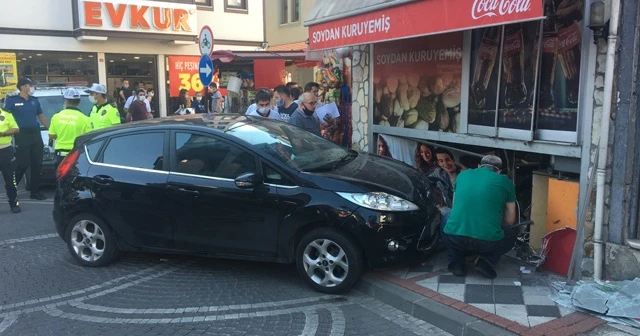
[86,83,120,131]
[49,88,91,166]
[441,155,517,279]
[0,107,21,213]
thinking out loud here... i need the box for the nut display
[373,71,462,133]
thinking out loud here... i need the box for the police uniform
[85,83,121,130]
[0,108,20,213]
[4,78,46,200]
[49,89,91,166]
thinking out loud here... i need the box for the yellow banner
[0,53,18,97]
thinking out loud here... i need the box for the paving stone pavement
[0,188,451,336]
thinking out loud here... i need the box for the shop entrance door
[106,54,158,117]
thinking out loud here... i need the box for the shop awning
[305,0,545,51]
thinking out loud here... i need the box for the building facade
[0,0,266,116]
[264,0,316,85]
[304,0,640,280]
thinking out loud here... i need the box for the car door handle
[93,175,114,185]
[177,188,200,196]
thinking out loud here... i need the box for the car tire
[295,228,363,294]
[65,214,118,267]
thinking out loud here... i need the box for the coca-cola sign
[472,0,533,19]
[307,0,543,51]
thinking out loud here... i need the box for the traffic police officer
[86,83,120,130]
[4,78,48,201]
[0,107,21,213]
[48,88,91,166]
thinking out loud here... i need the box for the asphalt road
[0,186,451,336]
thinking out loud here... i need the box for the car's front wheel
[65,214,118,267]
[295,228,363,294]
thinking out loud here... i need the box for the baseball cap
[16,78,33,89]
[85,83,107,95]
[63,88,83,100]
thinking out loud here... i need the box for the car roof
[33,87,90,97]
[76,113,262,144]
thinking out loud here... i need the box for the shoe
[10,204,21,213]
[448,261,467,277]
[475,258,497,279]
[30,192,46,201]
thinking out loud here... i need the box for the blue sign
[198,54,214,87]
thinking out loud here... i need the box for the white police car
[4,83,94,188]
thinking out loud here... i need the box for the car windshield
[37,95,93,128]
[226,120,357,172]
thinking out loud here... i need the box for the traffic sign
[198,25,214,56]
[198,54,214,87]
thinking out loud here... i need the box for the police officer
[0,107,21,213]
[86,83,120,130]
[48,88,91,166]
[4,78,48,201]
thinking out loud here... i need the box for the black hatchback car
[53,114,441,293]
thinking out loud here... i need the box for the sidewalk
[357,251,635,336]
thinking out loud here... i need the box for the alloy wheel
[70,220,106,262]
[302,239,349,288]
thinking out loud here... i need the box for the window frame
[280,0,289,25]
[94,131,169,172]
[224,0,248,14]
[290,0,300,24]
[194,0,213,10]
[170,130,260,181]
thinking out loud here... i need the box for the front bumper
[345,207,441,269]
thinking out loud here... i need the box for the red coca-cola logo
[558,27,580,50]
[478,44,498,56]
[503,39,522,54]
[472,0,532,19]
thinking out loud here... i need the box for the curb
[357,276,518,336]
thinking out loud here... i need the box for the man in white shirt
[246,90,281,120]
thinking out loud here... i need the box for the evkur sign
[76,0,197,36]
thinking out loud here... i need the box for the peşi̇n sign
[76,0,197,36]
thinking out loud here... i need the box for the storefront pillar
[156,55,167,117]
[97,52,107,85]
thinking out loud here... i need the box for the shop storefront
[305,0,597,274]
[0,0,267,116]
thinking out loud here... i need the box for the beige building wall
[265,0,316,47]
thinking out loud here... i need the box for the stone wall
[350,45,370,152]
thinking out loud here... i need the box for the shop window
[224,0,247,13]
[468,0,585,142]
[14,51,98,85]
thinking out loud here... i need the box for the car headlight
[337,192,419,212]
[43,145,55,160]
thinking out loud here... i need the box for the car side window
[175,132,256,180]
[101,133,165,170]
[85,140,105,162]
[262,162,293,186]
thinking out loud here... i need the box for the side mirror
[234,172,263,189]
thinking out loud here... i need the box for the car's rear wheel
[65,214,118,267]
[295,228,363,294]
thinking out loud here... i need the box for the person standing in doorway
[126,89,152,122]
[116,79,131,118]
[273,85,298,121]
[4,78,48,200]
[48,88,90,166]
[86,83,121,130]
[0,106,21,213]
[209,83,223,113]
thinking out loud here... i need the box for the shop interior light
[134,56,140,60]
[88,55,93,58]
[36,54,42,56]
[77,57,82,60]
[109,60,114,63]
[121,59,126,61]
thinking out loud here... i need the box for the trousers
[14,130,43,193]
[440,213,517,266]
[0,146,18,204]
